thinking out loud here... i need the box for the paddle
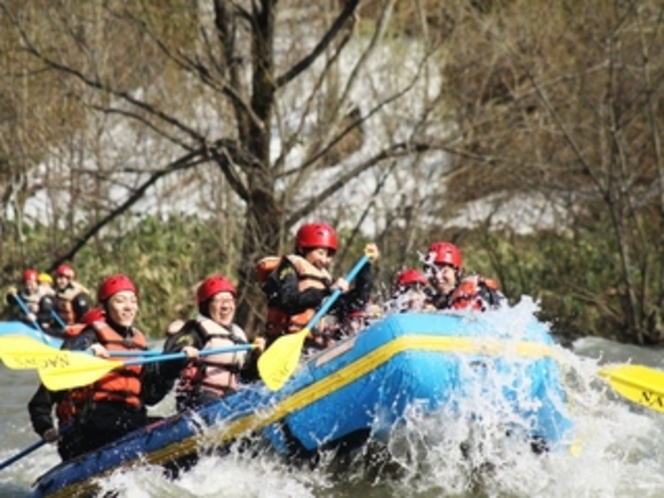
[7,292,51,344]
[0,423,73,472]
[599,364,664,413]
[0,334,255,390]
[49,308,67,329]
[257,252,371,391]
[38,344,256,391]
[0,335,167,361]
[0,438,48,472]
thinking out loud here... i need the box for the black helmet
[71,293,92,323]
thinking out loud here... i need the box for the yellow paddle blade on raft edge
[599,364,664,414]
[0,335,124,391]
[257,328,309,391]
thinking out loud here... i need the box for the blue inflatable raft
[0,321,63,349]
[30,311,574,497]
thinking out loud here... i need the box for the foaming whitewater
[6,298,664,497]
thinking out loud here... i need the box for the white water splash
[5,299,664,497]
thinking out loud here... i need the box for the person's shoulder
[68,281,90,296]
[62,325,96,350]
[165,319,186,336]
[473,274,499,291]
[276,255,299,278]
[229,322,248,342]
[281,254,303,266]
[165,321,202,349]
[256,255,285,283]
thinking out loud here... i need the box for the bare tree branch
[275,0,360,88]
[5,7,205,144]
[286,141,433,228]
[107,5,266,134]
[272,19,355,174]
[51,148,209,269]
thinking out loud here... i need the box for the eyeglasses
[211,297,235,306]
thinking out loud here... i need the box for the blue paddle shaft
[49,309,67,329]
[0,439,46,471]
[304,254,370,331]
[120,344,255,367]
[0,424,73,472]
[109,350,162,357]
[10,293,51,345]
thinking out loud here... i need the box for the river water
[2,302,664,498]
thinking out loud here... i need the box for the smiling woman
[24,273,174,462]
[159,274,261,413]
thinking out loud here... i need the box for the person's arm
[5,288,17,306]
[62,327,98,351]
[5,290,31,321]
[28,384,59,439]
[158,321,203,381]
[332,262,374,318]
[238,335,265,383]
[140,362,176,406]
[331,243,380,318]
[478,277,505,309]
[140,324,203,406]
[262,258,330,314]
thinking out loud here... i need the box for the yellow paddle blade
[0,336,69,370]
[38,356,123,391]
[258,329,309,391]
[600,364,664,413]
[0,334,123,391]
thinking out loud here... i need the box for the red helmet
[55,264,75,280]
[395,269,428,289]
[80,307,105,325]
[295,222,338,253]
[97,274,138,302]
[427,242,462,270]
[196,275,237,305]
[22,268,39,282]
[347,309,365,319]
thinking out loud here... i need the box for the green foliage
[2,211,661,343]
[451,224,658,343]
[1,214,241,337]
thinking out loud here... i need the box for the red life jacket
[57,320,101,425]
[260,255,332,337]
[64,323,86,338]
[449,275,500,311]
[69,322,148,408]
[177,317,248,398]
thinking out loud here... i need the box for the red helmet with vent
[395,269,428,289]
[295,222,338,253]
[97,274,137,302]
[196,275,237,305]
[22,268,39,282]
[55,264,75,280]
[426,242,462,270]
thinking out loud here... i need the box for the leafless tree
[0,0,461,332]
[437,0,664,343]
